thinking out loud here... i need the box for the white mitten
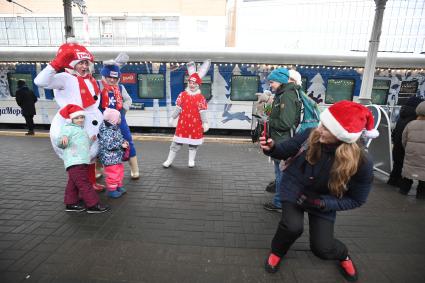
[168,117,175,126]
[256,91,272,103]
[203,123,209,133]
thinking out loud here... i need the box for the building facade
[0,0,226,47]
[232,0,425,53]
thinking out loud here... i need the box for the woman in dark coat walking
[387,96,424,186]
[15,80,37,135]
[259,101,378,282]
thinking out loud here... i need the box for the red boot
[339,256,358,282]
[264,253,281,273]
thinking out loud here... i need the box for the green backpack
[295,89,321,134]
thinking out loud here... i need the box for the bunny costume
[163,60,210,168]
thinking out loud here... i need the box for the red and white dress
[173,91,207,145]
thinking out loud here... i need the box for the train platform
[0,133,424,283]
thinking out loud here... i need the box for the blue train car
[1,47,424,129]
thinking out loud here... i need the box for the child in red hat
[58,104,109,213]
[259,100,378,282]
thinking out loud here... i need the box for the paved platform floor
[0,134,424,283]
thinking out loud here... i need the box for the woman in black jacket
[387,96,424,187]
[260,101,378,282]
[15,80,37,135]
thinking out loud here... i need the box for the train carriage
[1,47,424,130]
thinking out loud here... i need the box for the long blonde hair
[306,129,363,198]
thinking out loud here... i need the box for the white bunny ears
[103,52,129,67]
[187,59,211,79]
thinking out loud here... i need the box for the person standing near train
[34,40,104,191]
[15,79,37,136]
[387,96,424,187]
[162,60,210,168]
[263,68,301,213]
[98,54,140,180]
[399,101,425,198]
[259,100,378,282]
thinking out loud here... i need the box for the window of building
[325,79,355,104]
[0,16,179,47]
[49,18,63,45]
[7,73,33,97]
[184,75,212,100]
[137,74,165,99]
[36,18,50,45]
[371,79,390,105]
[5,17,25,45]
[23,18,37,45]
[397,80,418,105]
[230,75,259,101]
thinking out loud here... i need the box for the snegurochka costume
[162,60,210,168]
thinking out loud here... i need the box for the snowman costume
[163,60,210,168]
[34,42,102,173]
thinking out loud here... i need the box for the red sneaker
[264,253,281,273]
[339,256,358,282]
[92,183,105,192]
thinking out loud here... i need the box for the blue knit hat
[101,64,121,78]
[267,68,289,84]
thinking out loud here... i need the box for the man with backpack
[263,68,302,213]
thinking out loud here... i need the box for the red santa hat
[59,104,85,120]
[56,42,94,69]
[320,100,379,144]
[188,73,202,85]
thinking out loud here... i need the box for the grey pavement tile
[0,136,425,282]
[0,271,29,283]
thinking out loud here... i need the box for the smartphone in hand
[262,120,270,141]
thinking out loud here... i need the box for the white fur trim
[320,109,361,143]
[173,136,204,145]
[69,110,85,119]
[365,129,379,139]
[185,87,201,96]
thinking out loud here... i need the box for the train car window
[230,75,259,101]
[184,75,212,101]
[7,73,33,97]
[397,80,418,105]
[137,74,165,99]
[371,79,390,105]
[301,77,308,92]
[325,79,354,104]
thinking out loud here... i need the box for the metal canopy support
[63,0,87,41]
[358,0,388,105]
[63,0,74,40]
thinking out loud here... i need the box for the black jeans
[271,202,348,260]
[400,177,425,194]
[23,115,34,132]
